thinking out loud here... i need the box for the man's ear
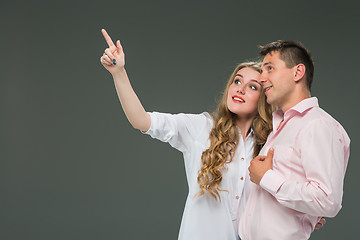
[294,64,306,82]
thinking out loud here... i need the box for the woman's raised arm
[100,29,150,132]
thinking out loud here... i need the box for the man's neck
[280,91,311,113]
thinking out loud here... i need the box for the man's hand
[249,148,274,185]
[315,217,326,230]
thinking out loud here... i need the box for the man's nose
[259,73,268,85]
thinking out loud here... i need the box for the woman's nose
[237,86,246,94]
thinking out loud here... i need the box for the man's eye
[268,66,273,71]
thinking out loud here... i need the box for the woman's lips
[232,95,245,103]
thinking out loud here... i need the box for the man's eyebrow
[262,62,272,67]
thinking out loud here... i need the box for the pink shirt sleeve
[260,118,350,217]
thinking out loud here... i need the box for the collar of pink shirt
[272,97,319,131]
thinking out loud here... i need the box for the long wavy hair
[196,62,275,202]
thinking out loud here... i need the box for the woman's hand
[99,29,151,132]
[100,29,125,75]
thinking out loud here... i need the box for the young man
[238,41,350,240]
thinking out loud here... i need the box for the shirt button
[241,157,244,161]
[236,195,240,199]
[240,177,244,180]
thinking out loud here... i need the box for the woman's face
[227,67,262,119]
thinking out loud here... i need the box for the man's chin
[266,97,278,107]
[266,96,273,105]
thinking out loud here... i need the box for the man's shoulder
[302,106,349,141]
[305,106,341,125]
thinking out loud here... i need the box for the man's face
[260,51,295,109]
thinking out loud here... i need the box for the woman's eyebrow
[251,79,260,84]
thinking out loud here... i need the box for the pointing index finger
[101,29,115,47]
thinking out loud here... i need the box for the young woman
[99,29,273,240]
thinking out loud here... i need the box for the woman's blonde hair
[196,62,275,201]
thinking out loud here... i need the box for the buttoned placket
[235,155,246,201]
[230,131,252,222]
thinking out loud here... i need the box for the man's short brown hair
[259,40,314,90]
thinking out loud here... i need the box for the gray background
[1,0,359,239]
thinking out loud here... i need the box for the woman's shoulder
[178,112,214,138]
[180,112,213,129]
[181,112,213,121]
[150,111,213,124]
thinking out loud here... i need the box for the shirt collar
[238,127,254,143]
[249,128,254,135]
[272,97,319,130]
[240,127,254,136]
[287,97,319,114]
[245,128,254,142]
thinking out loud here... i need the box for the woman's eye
[250,85,258,90]
[234,79,240,84]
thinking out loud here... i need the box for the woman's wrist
[112,67,127,82]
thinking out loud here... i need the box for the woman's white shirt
[143,112,255,240]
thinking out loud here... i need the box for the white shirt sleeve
[142,112,212,153]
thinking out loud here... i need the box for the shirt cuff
[259,169,286,196]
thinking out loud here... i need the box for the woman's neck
[236,115,255,141]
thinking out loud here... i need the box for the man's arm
[250,119,350,217]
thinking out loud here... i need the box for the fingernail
[113,62,116,65]
[113,59,116,62]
